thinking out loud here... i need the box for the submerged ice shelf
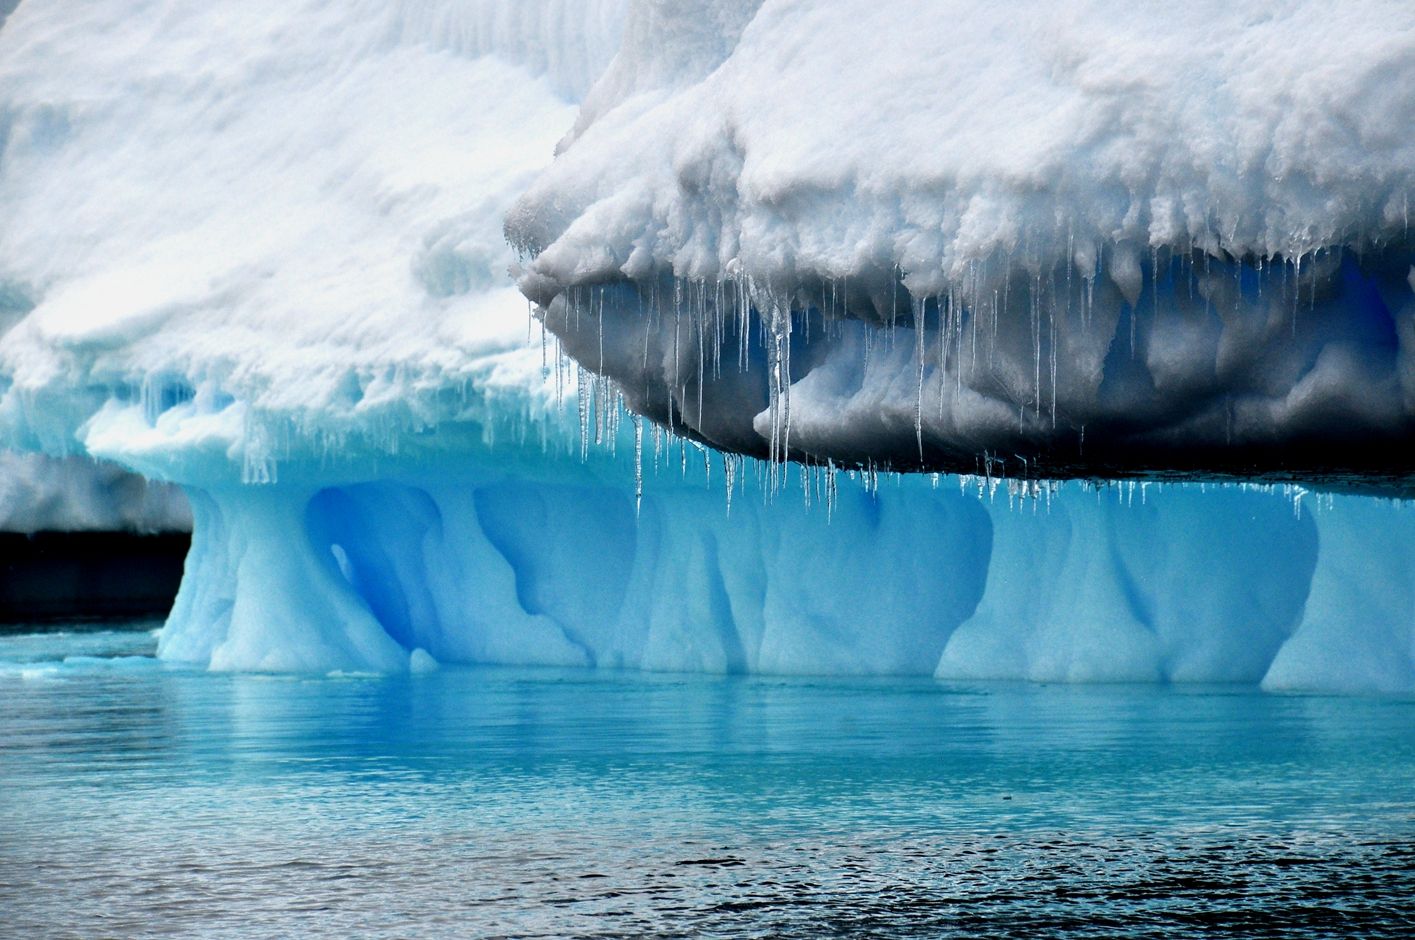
[0,0,1412,692]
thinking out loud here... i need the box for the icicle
[1033,270,1042,419]
[914,295,925,461]
[782,302,792,466]
[672,281,682,419]
[593,375,605,447]
[576,365,589,461]
[1049,278,1058,430]
[1309,248,1319,315]
[539,313,548,377]
[939,291,949,418]
[633,416,643,518]
[697,280,707,427]
[554,335,565,407]
[724,452,737,516]
[597,285,605,374]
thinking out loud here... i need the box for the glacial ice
[156,464,1415,693]
[0,0,1412,693]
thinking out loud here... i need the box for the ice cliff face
[160,467,1415,693]
[509,0,1415,483]
[0,0,1412,692]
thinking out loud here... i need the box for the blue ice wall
[158,468,1415,694]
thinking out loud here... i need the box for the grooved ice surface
[157,473,1415,694]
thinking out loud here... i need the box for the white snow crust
[516,0,1415,286]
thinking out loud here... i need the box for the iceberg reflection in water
[2,627,1412,938]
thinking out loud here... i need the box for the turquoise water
[2,625,1413,938]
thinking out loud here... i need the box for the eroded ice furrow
[155,466,1415,694]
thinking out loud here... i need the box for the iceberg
[0,0,1411,693]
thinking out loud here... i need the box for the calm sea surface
[2,624,1412,938]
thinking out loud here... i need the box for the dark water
[1,626,1413,938]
